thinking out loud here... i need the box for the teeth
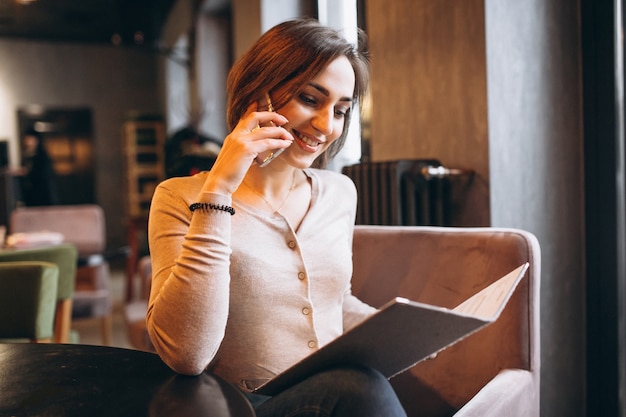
[296,132,320,147]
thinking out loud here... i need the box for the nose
[311,106,334,136]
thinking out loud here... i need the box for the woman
[147,18,407,416]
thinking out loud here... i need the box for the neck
[242,168,300,213]
[246,162,301,189]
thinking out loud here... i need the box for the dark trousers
[244,366,407,417]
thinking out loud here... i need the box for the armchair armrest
[454,369,538,417]
[351,225,541,415]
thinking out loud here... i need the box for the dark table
[0,343,256,417]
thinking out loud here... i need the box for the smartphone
[257,93,288,167]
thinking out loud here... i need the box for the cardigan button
[302,307,310,315]
[287,241,297,249]
[298,272,306,280]
[308,340,316,348]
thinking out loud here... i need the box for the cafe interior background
[0,0,623,416]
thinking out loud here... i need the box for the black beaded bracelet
[189,202,235,215]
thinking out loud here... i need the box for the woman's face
[273,56,355,168]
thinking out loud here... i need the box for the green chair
[0,244,78,343]
[11,205,120,345]
[0,261,59,342]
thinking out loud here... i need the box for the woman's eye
[299,94,317,106]
[335,108,349,118]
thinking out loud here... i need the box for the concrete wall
[0,39,163,245]
[486,1,585,415]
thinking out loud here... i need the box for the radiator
[342,160,469,226]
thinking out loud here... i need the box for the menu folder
[253,263,529,396]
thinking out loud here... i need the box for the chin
[293,160,316,170]
[302,154,327,168]
[281,153,321,169]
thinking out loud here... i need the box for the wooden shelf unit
[123,121,165,219]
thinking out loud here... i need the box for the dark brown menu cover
[253,263,529,396]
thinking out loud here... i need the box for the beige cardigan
[146,168,375,390]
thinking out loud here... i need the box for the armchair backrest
[10,205,106,256]
[351,225,540,415]
[0,261,59,341]
[0,244,78,343]
[0,244,77,300]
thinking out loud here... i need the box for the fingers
[242,102,288,131]
[250,112,289,131]
[200,107,292,195]
[239,106,294,150]
[248,125,294,144]
[249,126,293,168]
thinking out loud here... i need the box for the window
[318,0,362,171]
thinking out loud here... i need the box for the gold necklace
[242,170,297,213]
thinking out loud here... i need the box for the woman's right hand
[200,104,294,196]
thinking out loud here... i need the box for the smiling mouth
[294,130,323,150]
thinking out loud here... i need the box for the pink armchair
[124,225,540,416]
[351,225,540,417]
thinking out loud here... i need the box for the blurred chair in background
[124,256,154,352]
[0,261,59,343]
[0,244,77,343]
[10,204,125,345]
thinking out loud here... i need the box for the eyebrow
[308,82,353,103]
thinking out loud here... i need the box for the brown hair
[226,18,370,168]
